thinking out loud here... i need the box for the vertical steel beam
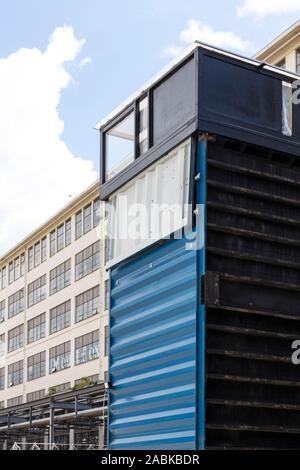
[49,402,54,448]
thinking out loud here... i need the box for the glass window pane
[139,97,148,155]
[106,111,134,181]
[297,49,300,74]
[276,58,286,70]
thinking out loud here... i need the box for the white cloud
[162,19,254,58]
[161,45,184,58]
[78,56,92,68]
[237,0,300,17]
[0,26,97,255]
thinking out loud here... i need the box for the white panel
[106,139,191,267]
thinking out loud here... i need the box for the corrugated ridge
[109,238,197,449]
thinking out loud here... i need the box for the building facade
[0,181,108,449]
[255,20,300,72]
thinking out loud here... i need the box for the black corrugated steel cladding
[205,137,300,449]
[102,46,300,449]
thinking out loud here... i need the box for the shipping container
[97,43,300,449]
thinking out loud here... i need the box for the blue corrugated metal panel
[109,238,198,449]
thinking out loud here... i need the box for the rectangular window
[28,246,34,271]
[50,230,56,257]
[50,300,71,334]
[93,197,100,227]
[104,280,109,311]
[8,360,23,386]
[20,253,25,276]
[27,313,46,344]
[8,324,24,353]
[104,325,109,357]
[27,389,45,402]
[105,110,135,181]
[83,204,92,234]
[276,58,286,70]
[41,237,47,262]
[0,368,4,390]
[0,334,5,358]
[8,289,24,318]
[75,242,100,281]
[7,396,22,407]
[49,341,70,373]
[75,285,100,323]
[14,257,20,281]
[28,275,46,307]
[27,351,46,381]
[0,300,5,322]
[139,96,148,155]
[34,241,41,267]
[75,211,82,240]
[296,48,300,74]
[8,262,14,284]
[7,254,25,282]
[1,267,6,289]
[75,330,99,365]
[50,259,71,295]
[57,224,64,252]
[65,219,72,246]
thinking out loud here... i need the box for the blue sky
[0,0,298,172]
[1,0,300,253]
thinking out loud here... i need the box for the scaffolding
[0,383,107,450]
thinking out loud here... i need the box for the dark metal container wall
[205,137,300,449]
[107,134,300,450]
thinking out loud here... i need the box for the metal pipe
[0,406,107,432]
[49,404,54,445]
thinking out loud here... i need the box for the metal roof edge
[95,41,300,131]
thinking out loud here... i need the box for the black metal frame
[99,51,197,199]
[99,45,300,201]
[0,383,107,448]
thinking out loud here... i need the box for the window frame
[8,289,24,318]
[75,330,99,365]
[27,275,46,308]
[75,285,100,323]
[296,48,300,75]
[49,259,71,296]
[275,58,286,70]
[27,351,46,381]
[49,341,71,373]
[27,313,46,344]
[101,93,152,185]
[8,360,23,386]
[8,324,24,353]
[75,242,100,281]
[50,300,71,334]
